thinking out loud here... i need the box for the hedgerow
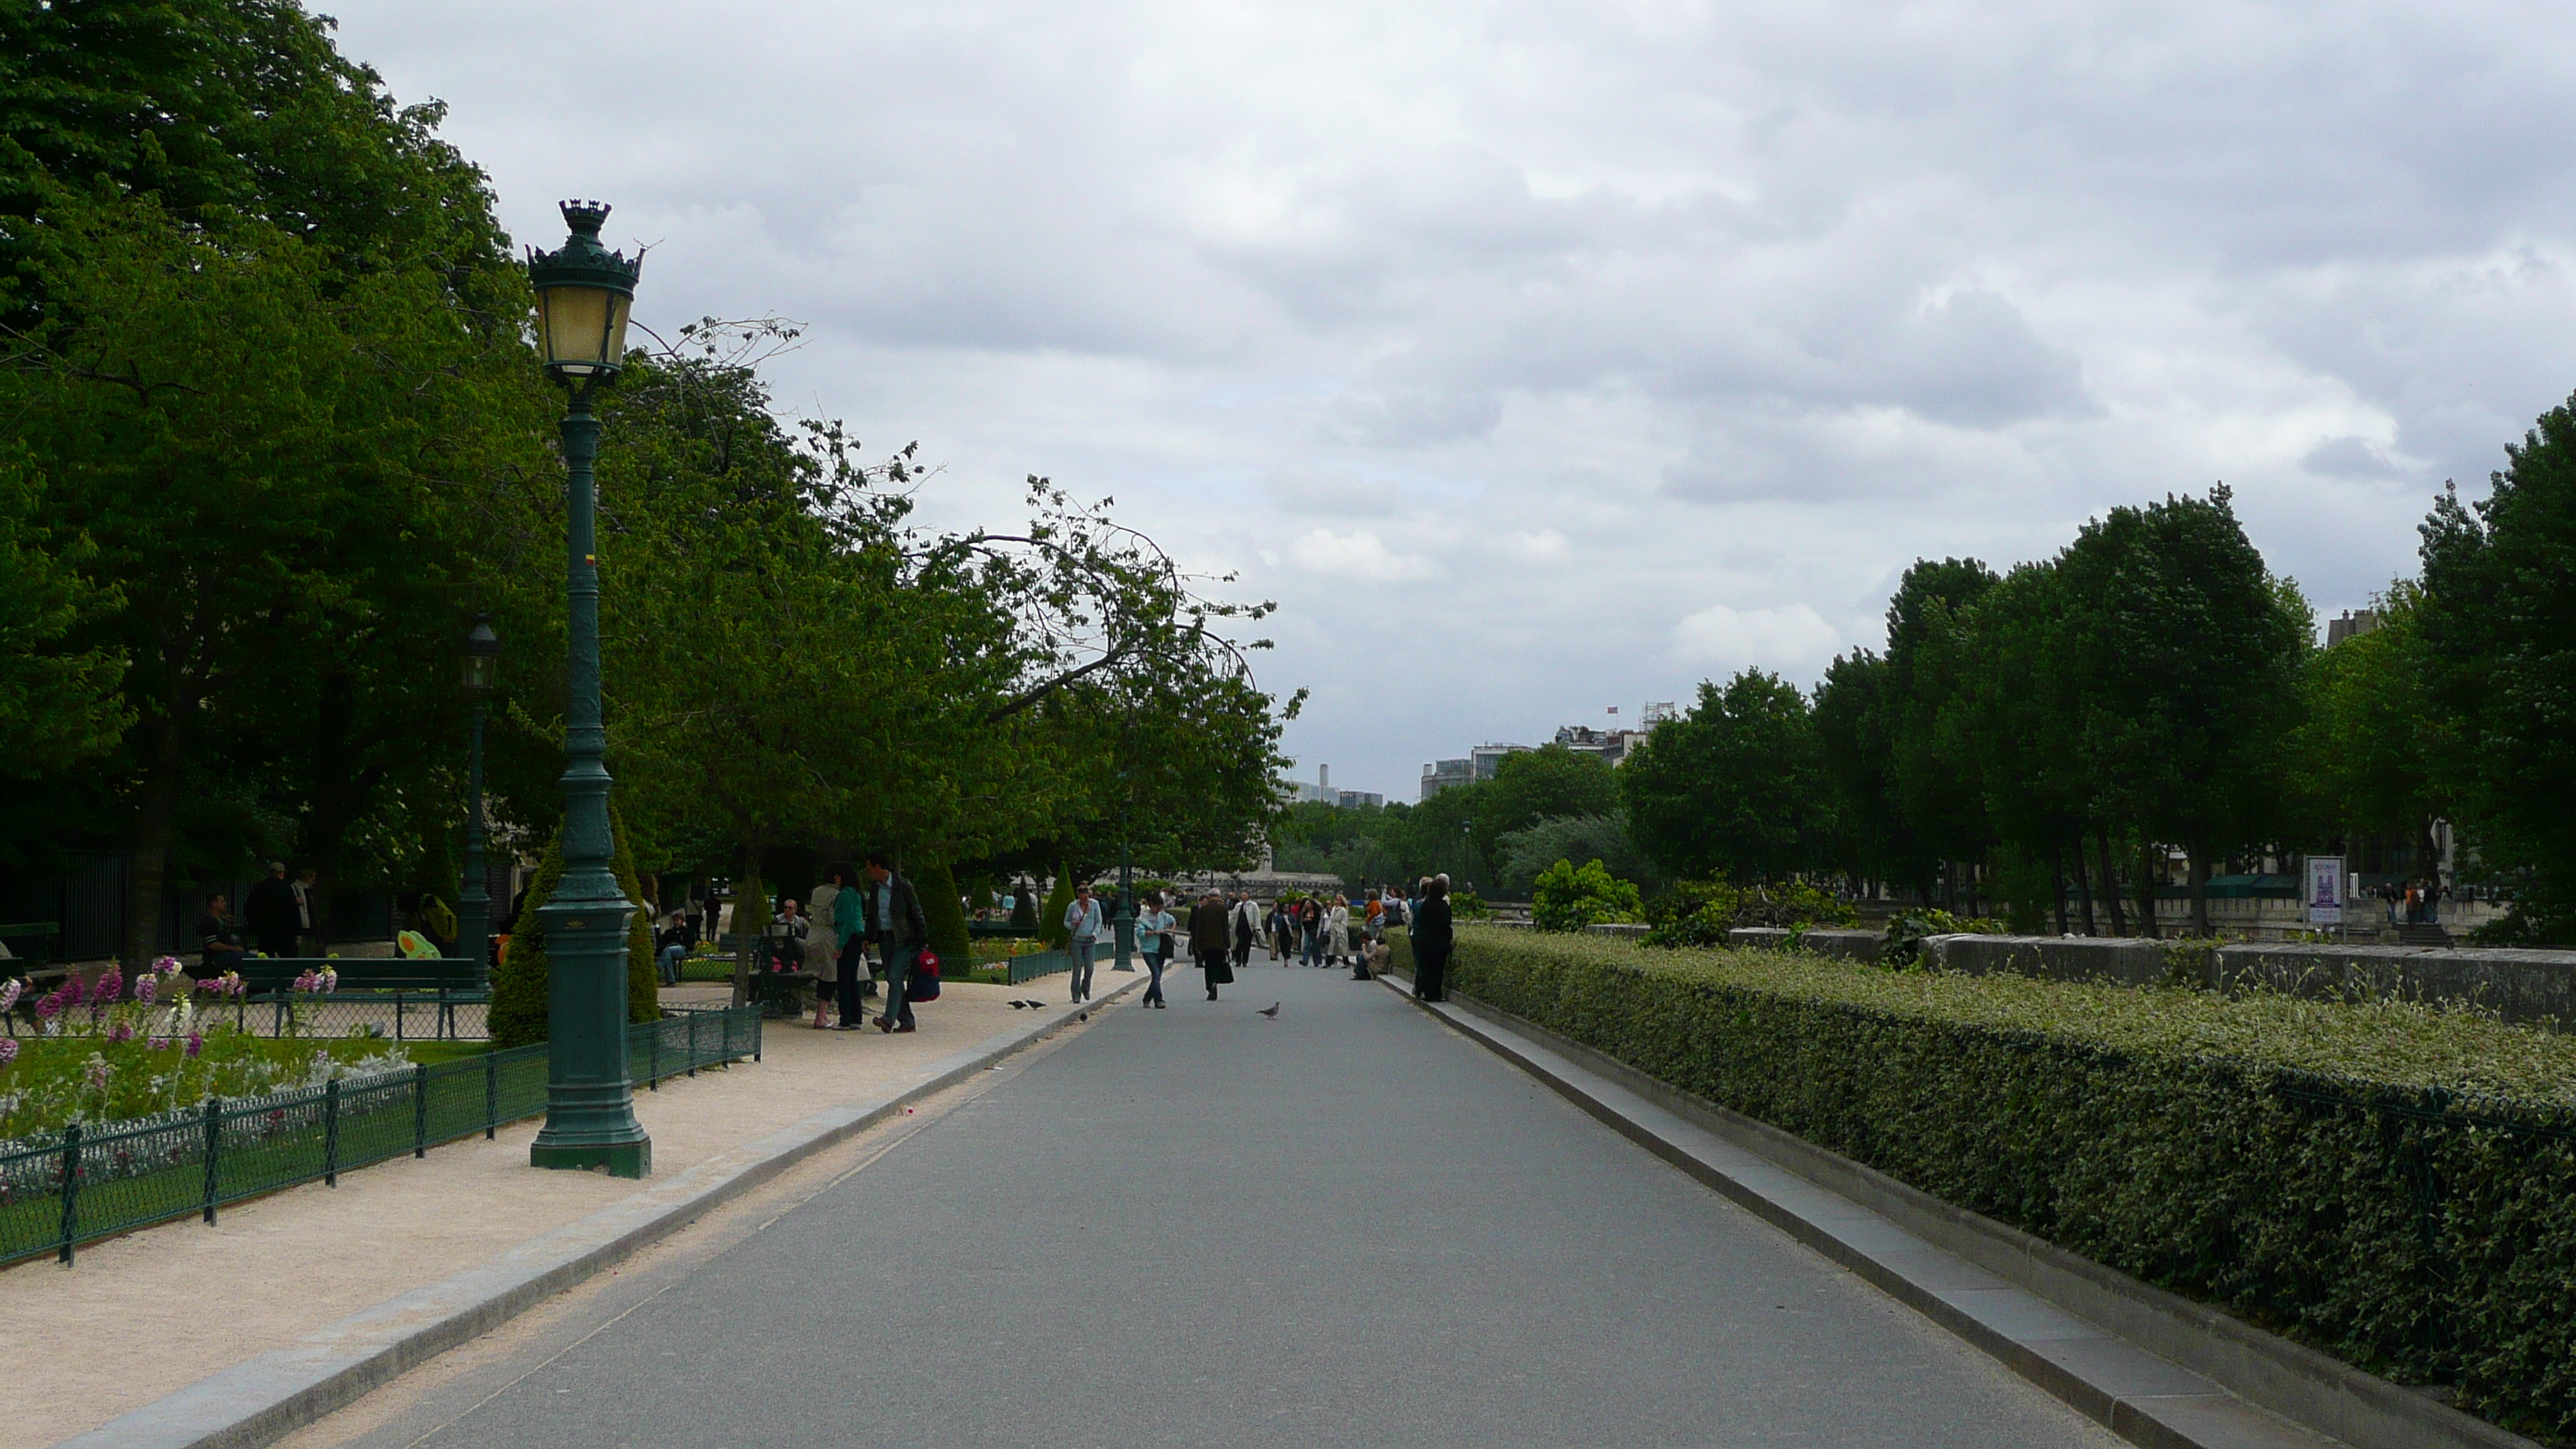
[1446,926,2576,1440]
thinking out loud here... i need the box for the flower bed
[1,959,394,1141]
[1444,926,2576,1441]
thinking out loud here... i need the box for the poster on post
[2306,855,2345,926]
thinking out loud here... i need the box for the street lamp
[524,200,649,1177]
[457,616,500,985]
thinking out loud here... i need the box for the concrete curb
[1382,977,2540,1449]
[53,977,1146,1449]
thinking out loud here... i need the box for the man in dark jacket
[1410,875,1454,1002]
[860,851,930,1033]
[1190,891,1235,1001]
[243,862,300,958]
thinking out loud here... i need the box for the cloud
[1669,603,1845,674]
[1286,528,1446,582]
[319,0,2576,799]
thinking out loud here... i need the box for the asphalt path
[362,957,2121,1448]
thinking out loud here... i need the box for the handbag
[906,947,942,1002]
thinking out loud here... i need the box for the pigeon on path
[1257,1002,1281,1019]
[1009,1001,1030,1010]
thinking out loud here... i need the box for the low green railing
[0,1003,760,1266]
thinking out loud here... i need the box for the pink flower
[107,1020,136,1043]
[0,978,21,1012]
[134,975,158,1005]
[57,975,84,1008]
[94,965,123,1002]
[33,990,61,1022]
[147,1036,171,1051]
[152,956,181,975]
[85,1056,109,1090]
[0,1040,17,1067]
[184,1032,204,1059]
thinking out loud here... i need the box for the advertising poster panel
[2306,855,2345,925]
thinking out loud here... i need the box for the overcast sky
[327,0,2576,801]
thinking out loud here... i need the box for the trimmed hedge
[1446,927,2576,1440]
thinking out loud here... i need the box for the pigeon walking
[1257,1002,1280,1019]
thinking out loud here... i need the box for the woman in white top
[1135,892,1176,1009]
[1327,897,1352,965]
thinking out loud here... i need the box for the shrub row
[1444,926,2576,1441]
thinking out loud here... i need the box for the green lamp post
[455,615,500,987]
[525,200,649,1177]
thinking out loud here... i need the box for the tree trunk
[2136,842,2160,940]
[1942,859,1958,915]
[2050,837,2070,936]
[2098,823,2127,936]
[121,711,192,971]
[728,843,762,1010]
[2190,848,2212,937]
[2070,827,2097,936]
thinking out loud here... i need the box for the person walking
[244,862,300,959]
[1230,891,1259,973]
[807,869,844,1029]
[1411,875,1454,1002]
[1064,882,1104,1003]
[831,864,872,1025]
[1136,892,1175,1009]
[1299,897,1324,967]
[862,852,929,1033]
[1267,900,1291,962]
[1190,889,1235,1000]
[1326,896,1352,966]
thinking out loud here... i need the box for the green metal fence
[998,947,1071,985]
[0,1003,760,1266]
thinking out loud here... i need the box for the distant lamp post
[456,616,500,985]
[525,200,649,1178]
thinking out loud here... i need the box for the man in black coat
[1190,891,1235,1000]
[1410,875,1454,1002]
[243,862,300,959]
[859,851,930,1033]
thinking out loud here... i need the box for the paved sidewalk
[299,957,2123,1448]
[0,980,1087,1449]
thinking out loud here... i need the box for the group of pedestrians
[2376,878,2450,927]
[714,854,930,1035]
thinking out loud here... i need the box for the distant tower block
[1319,763,1330,793]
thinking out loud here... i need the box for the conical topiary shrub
[612,810,660,1023]
[1040,868,1075,949]
[916,858,971,973]
[488,828,565,1050]
[1009,879,1038,931]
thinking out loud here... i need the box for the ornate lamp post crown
[526,200,642,380]
[461,615,500,695]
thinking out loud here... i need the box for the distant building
[1334,790,1385,810]
[1420,759,1473,800]
[1281,762,1332,804]
[1471,742,1532,781]
[2327,610,2383,648]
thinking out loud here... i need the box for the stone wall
[1725,927,1884,961]
[1919,933,2576,1026]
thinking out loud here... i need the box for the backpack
[906,947,942,1002]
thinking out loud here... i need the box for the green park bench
[228,956,489,1040]
[0,922,57,969]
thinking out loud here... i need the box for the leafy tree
[1494,814,1658,894]
[0,450,128,776]
[2419,395,2576,941]
[2296,584,2448,868]
[3,196,542,965]
[1474,744,1617,865]
[0,0,511,309]
[2057,486,2311,934]
[1620,669,1831,882]
[1812,649,1929,896]
[1883,559,1999,909]
[1530,858,1643,932]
